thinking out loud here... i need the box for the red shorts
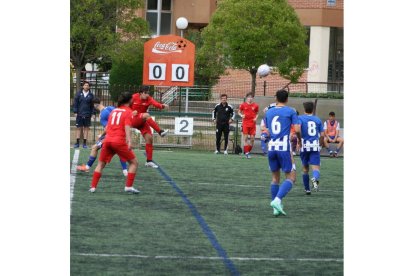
[242,125,256,136]
[99,141,136,163]
[138,122,152,136]
[131,113,146,129]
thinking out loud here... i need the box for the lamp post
[175,17,188,38]
[175,17,189,114]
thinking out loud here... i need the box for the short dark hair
[82,81,90,86]
[117,92,133,107]
[303,102,314,113]
[220,93,227,99]
[92,97,101,104]
[275,89,289,103]
[139,85,150,93]
[329,111,335,116]
[245,92,254,98]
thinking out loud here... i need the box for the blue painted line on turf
[152,160,240,276]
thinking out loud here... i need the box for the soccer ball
[257,64,271,78]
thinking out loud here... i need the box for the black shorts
[76,115,91,127]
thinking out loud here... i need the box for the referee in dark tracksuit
[212,94,235,154]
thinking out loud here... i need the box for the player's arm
[237,105,244,118]
[125,125,132,149]
[229,105,235,123]
[333,121,340,142]
[212,104,218,122]
[294,124,302,149]
[73,92,80,116]
[319,131,325,148]
[150,97,167,110]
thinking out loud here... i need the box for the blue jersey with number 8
[298,114,323,152]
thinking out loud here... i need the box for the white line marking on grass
[70,149,80,215]
[73,253,343,262]
[159,180,344,192]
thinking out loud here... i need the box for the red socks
[146,143,153,161]
[244,145,253,154]
[126,173,136,187]
[146,117,161,133]
[91,171,102,188]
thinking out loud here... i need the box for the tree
[200,0,309,95]
[70,0,148,92]
[185,30,226,87]
[108,39,145,101]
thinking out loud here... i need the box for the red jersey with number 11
[105,106,133,143]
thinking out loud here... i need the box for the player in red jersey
[238,92,259,158]
[89,92,140,194]
[131,85,169,168]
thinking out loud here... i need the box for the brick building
[137,0,343,94]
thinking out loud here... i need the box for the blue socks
[120,161,127,170]
[313,170,320,181]
[276,179,293,200]
[303,173,310,191]
[270,182,279,200]
[87,156,97,167]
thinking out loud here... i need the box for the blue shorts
[95,134,106,149]
[300,151,320,166]
[76,115,91,127]
[268,151,293,173]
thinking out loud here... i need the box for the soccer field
[70,149,343,275]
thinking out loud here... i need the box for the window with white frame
[146,0,172,36]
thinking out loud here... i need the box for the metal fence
[70,71,343,151]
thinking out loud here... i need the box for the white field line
[70,149,80,215]
[159,180,343,192]
[73,253,343,262]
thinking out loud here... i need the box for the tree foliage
[200,0,309,94]
[185,30,226,87]
[108,40,145,101]
[70,0,149,91]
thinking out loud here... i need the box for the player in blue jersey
[77,97,129,176]
[298,102,325,194]
[264,89,301,216]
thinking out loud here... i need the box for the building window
[328,27,344,83]
[146,0,172,36]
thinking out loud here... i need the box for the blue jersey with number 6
[265,106,299,152]
[298,114,323,152]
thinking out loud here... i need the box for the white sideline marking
[70,149,80,215]
[159,180,344,192]
[73,253,343,262]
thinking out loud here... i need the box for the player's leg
[119,143,139,193]
[141,126,158,168]
[267,151,281,216]
[300,152,311,194]
[334,137,344,156]
[74,115,82,148]
[215,124,223,153]
[309,152,321,191]
[82,117,91,148]
[223,124,230,153]
[323,136,331,155]
[141,113,169,137]
[271,152,295,216]
[242,125,249,155]
[89,141,117,192]
[120,160,128,176]
[249,125,257,154]
[143,133,157,168]
[291,134,298,155]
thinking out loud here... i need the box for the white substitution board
[174,117,193,135]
